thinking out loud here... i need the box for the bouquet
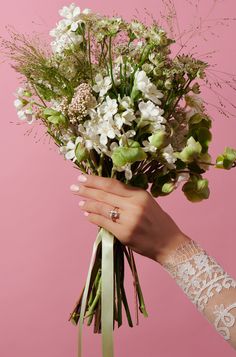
[2,2,236,356]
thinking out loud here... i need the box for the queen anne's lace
[162,239,236,350]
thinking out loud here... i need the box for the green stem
[85,276,101,319]
[108,36,118,96]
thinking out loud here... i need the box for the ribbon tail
[101,228,114,357]
[78,227,103,357]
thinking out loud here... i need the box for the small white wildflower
[97,119,118,146]
[93,74,112,97]
[142,139,157,153]
[134,70,164,104]
[116,163,133,181]
[14,99,24,110]
[97,96,118,120]
[17,108,35,124]
[162,144,177,168]
[60,136,83,162]
[114,110,136,129]
[138,100,164,120]
[118,95,133,110]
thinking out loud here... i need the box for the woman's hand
[70,174,190,265]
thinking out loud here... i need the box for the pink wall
[0,1,236,356]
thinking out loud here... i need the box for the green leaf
[148,130,168,149]
[75,143,89,162]
[161,182,175,194]
[216,147,236,170]
[47,115,60,124]
[44,108,60,117]
[111,141,147,166]
[174,136,202,163]
[182,176,210,202]
[150,173,171,197]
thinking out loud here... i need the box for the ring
[109,206,120,222]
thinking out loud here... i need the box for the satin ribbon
[78,227,114,357]
[101,228,114,357]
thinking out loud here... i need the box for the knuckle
[88,213,99,224]
[105,178,116,190]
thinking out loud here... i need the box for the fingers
[70,183,127,209]
[79,199,123,224]
[77,174,140,197]
[85,212,121,237]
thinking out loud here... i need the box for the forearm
[157,235,236,350]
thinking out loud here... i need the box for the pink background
[0,1,236,356]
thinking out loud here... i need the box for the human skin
[70,174,191,265]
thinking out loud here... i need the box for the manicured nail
[79,200,85,207]
[70,184,80,192]
[84,211,89,216]
[78,175,87,183]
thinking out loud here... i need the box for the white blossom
[93,74,112,97]
[97,118,119,146]
[118,95,133,110]
[138,100,164,120]
[142,139,158,153]
[162,144,177,169]
[114,110,136,129]
[60,136,83,161]
[14,99,24,110]
[17,108,35,124]
[134,70,164,104]
[97,96,118,120]
[116,163,133,181]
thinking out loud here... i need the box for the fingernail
[78,175,87,183]
[70,184,80,192]
[84,211,89,216]
[79,200,85,207]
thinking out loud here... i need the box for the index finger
[77,174,140,197]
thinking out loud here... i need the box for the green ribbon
[101,228,114,357]
[78,227,114,357]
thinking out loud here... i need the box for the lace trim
[213,303,236,340]
[162,239,236,344]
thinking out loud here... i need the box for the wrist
[155,231,192,266]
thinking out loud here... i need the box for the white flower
[14,99,24,110]
[118,95,133,110]
[162,144,177,168]
[60,136,82,161]
[114,110,136,129]
[51,32,83,53]
[134,70,164,104]
[58,3,91,31]
[16,87,26,97]
[97,96,118,120]
[17,108,35,124]
[97,119,118,146]
[135,70,150,92]
[138,100,164,120]
[145,83,164,105]
[142,139,157,153]
[93,74,112,97]
[117,163,133,181]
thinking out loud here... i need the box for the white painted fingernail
[70,184,80,192]
[78,175,87,182]
[84,211,89,216]
[79,200,85,207]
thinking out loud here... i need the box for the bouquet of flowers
[2,2,236,356]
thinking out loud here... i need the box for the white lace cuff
[162,239,236,350]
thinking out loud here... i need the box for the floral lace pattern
[162,239,236,350]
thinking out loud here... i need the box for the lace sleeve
[162,239,236,350]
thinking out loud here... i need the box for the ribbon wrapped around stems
[69,226,148,357]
